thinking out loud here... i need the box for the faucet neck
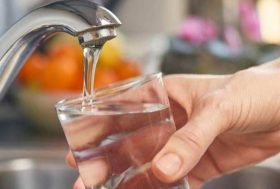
[0,0,121,99]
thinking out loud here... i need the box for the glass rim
[55,72,163,111]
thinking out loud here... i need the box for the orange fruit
[98,38,123,68]
[41,56,83,92]
[116,58,141,80]
[46,33,83,63]
[47,43,83,64]
[94,68,119,89]
[18,52,46,86]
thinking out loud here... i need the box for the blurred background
[2,0,280,188]
[1,0,280,148]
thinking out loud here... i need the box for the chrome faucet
[0,0,121,99]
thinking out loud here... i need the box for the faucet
[0,0,121,99]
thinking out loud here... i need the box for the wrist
[227,65,280,133]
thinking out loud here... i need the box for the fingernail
[156,153,182,176]
[73,178,85,189]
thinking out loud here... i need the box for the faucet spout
[0,0,121,99]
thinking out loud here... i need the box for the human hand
[152,60,280,188]
[68,59,280,189]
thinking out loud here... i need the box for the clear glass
[56,73,190,189]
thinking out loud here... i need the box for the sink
[1,148,280,189]
[0,148,78,189]
[202,154,280,189]
[202,166,280,189]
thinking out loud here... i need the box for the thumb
[152,96,229,183]
[73,177,85,189]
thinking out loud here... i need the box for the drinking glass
[55,73,190,189]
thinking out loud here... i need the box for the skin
[67,59,280,189]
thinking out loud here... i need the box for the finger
[61,114,114,150]
[104,122,175,173]
[163,75,229,129]
[62,102,170,150]
[113,163,185,189]
[76,122,174,175]
[152,95,228,183]
[73,177,85,189]
[66,151,77,167]
[74,122,175,188]
[78,157,109,187]
[114,163,167,189]
[187,175,203,189]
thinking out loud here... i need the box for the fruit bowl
[16,88,80,135]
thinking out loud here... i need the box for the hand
[152,60,280,188]
[68,59,280,189]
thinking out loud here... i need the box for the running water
[82,46,102,98]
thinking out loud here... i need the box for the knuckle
[201,91,230,114]
[163,75,175,85]
[234,69,249,78]
[199,90,233,128]
[172,129,204,154]
[230,69,255,87]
